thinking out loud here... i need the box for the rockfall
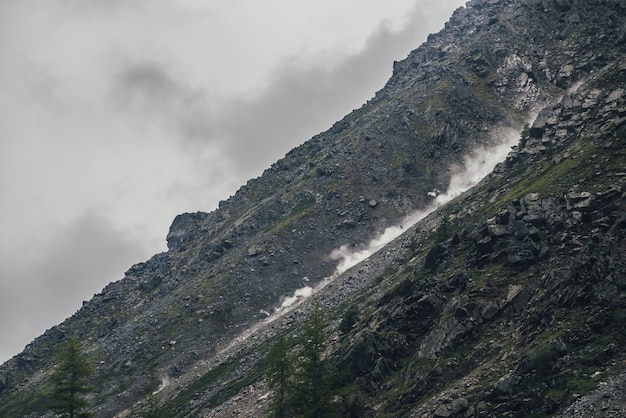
[2,1,625,417]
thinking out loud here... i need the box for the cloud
[116,63,183,109]
[0,210,149,361]
[184,0,464,176]
[106,0,465,180]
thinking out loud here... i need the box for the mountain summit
[2,0,626,416]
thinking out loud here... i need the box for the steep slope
[1,0,626,417]
[160,55,626,418]
[331,54,626,418]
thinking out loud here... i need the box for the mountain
[2,0,626,416]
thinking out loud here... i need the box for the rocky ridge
[1,0,626,417]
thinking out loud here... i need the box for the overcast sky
[0,0,466,363]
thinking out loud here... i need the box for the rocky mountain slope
[1,0,626,416]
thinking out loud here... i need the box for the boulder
[530,109,550,138]
[247,245,264,257]
[434,397,469,417]
[481,302,500,320]
[506,285,533,313]
[488,224,509,238]
[566,192,593,211]
[424,243,450,272]
[493,374,520,396]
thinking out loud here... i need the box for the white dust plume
[280,286,313,308]
[332,127,520,275]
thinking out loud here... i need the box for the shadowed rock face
[2,1,626,417]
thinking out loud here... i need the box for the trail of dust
[158,126,523,400]
[330,126,520,277]
[247,127,522,335]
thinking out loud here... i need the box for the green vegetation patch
[162,357,262,417]
[0,386,53,418]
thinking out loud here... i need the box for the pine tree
[49,334,93,418]
[264,334,294,417]
[139,361,164,418]
[294,300,335,418]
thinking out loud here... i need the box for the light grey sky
[0,0,466,363]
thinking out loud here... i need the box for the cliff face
[1,1,626,417]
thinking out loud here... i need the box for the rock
[433,398,469,418]
[425,243,450,272]
[247,245,263,257]
[418,317,476,359]
[481,302,500,320]
[493,374,520,396]
[557,64,576,87]
[97,325,109,339]
[166,212,210,251]
[557,370,626,418]
[566,192,593,211]
[530,108,550,138]
[506,240,541,266]
[505,285,533,313]
[567,12,581,24]
[15,353,36,372]
[488,224,509,237]
[553,0,572,12]
[0,374,7,392]
[338,330,407,385]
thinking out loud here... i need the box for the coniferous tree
[49,334,93,418]
[293,300,335,418]
[264,333,294,417]
[139,361,165,418]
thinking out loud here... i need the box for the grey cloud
[174,1,461,177]
[119,64,180,103]
[111,61,220,146]
[0,210,149,362]
[109,1,463,181]
[58,0,148,15]
[114,62,188,116]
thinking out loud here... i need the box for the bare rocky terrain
[1,0,626,417]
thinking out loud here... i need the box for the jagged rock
[505,285,533,313]
[530,108,550,138]
[424,243,450,271]
[247,245,263,257]
[338,330,407,388]
[488,224,508,238]
[556,64,576,87]
[565,191,592,211]
[15,354,36,372]
[553,0,572,12]
[166,212,209,251]
[418,316,476,359]
[480,302,500,320]
[434,397,469,417]
[493,374,520,397]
